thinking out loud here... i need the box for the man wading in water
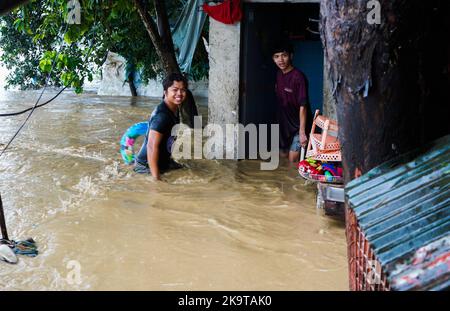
[134,73,186,180]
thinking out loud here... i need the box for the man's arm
[147,130,164,181]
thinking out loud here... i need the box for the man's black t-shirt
[135,101,179,170]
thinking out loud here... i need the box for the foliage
[0,6,57,89]
[0,0,209,92]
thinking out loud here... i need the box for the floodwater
[0,89,347,290]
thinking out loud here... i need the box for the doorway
[239,2,323,157]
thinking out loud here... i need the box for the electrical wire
[0,22,69,157]
[0,14,97,157]
[0,86,67,117]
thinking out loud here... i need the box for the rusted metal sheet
[346,135,450,290]
[389,236,450,291]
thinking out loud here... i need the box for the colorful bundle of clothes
[298,158,343,183]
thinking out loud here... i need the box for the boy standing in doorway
[272,42,308,163]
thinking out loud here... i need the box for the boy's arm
[147,130,164,181]
[299,106,308,147]
[296,73,308,147]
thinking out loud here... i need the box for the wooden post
[0,193,9,241]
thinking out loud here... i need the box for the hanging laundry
[202,0,242,25]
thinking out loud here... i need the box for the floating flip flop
[1,195,38,262]
[1,238,38,258]
[0,244,17,264]
[12,238,38,257]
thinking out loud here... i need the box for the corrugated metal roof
[346,134,450,290]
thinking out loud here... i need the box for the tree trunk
[128,71,138,97]
[133,0,199,128]
[321,1,449,291]
[154,0,180,75]
[320,0,449,183]
[133,0,181,75]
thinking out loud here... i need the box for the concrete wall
[97,51,208,98]
[97,52,129,96]
[207,18,241,157]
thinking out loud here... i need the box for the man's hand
[299,131,308,147]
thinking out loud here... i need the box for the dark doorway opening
[239,2,323,158]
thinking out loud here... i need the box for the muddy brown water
[0,89,347,290]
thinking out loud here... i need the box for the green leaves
[13,18,32,34]
[60,71,72,85]
[39,51,55,72]
[61,70,84,93]
[1,0,209,93]
[32,32,45,43]
[13,18,24,31]
[39,58,52,73]
[64,23,89,44]
[110,31,123,42]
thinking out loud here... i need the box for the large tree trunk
[321,0,449,291]
[321,0,449,182]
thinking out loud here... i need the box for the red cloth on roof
[202,0,242,25]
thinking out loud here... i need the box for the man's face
[164,80,187,106]
[272,51,292,71]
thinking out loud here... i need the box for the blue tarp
[172,0,207,74]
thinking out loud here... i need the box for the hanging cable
[0,86,68,117]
